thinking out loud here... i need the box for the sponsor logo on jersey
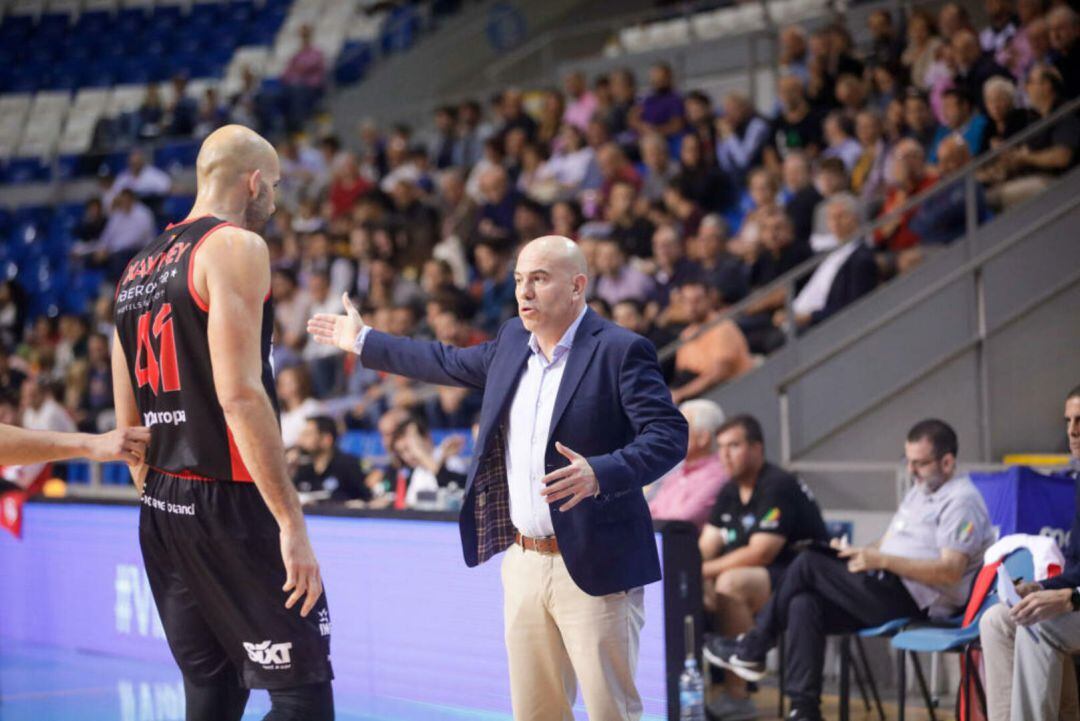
[243,640,293,669]
[123,242,192,284]
[142,410,187,428]
[318,608,332,637]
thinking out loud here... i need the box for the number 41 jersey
[114,215,278,483]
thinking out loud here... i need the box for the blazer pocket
[594,491,641,523]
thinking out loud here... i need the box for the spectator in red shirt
[874,138,937,252]
[328,153,373,220]
[596,142,642,210]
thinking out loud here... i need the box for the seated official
[705,419,994,721]
[292,416,372,504]
[648,399,729,531]
[698,414,828,719]
[980,385,1080,721]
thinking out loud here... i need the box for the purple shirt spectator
[283,29,327,88]
[640,91,684,129]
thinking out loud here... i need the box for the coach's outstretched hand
[307,293,366,354]
[281,526,323,617]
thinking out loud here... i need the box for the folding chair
[890,548,1035,721]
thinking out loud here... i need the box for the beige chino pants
[501,543,646,721]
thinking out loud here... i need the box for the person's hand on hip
[540,442,599,511]
[307,293,366,353]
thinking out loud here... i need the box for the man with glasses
[704,418,994,721]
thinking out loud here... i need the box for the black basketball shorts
[138,470,333,690]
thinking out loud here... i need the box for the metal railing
[657,92,1080,366]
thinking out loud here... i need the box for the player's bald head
[196,124,278,183]
[518,235,588,277]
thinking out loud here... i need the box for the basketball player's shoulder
[198,225,270,268]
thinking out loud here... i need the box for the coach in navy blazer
[309,235,687,720]
[361,295,686,593]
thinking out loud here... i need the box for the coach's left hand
[540,442,598,511]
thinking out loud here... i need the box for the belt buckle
[518,532,526,551]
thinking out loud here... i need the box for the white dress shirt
[505,306,587,538]
[352,307,588,536]
[792,238,861,317]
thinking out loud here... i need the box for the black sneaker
[702,632,768,682]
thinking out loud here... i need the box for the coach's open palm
[307,293,365,353]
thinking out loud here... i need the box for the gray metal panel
[800,350,984,511]
[981,194,1080,331]
[786,275,978,456]
[986,281,1080,457]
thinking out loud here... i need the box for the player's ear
[248,169,263,197]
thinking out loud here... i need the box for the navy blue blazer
[360,308,688,596]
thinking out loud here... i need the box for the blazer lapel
[547,311,602,439]
[475,328,531,456]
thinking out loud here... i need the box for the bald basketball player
[111,125,333,721]
[0,424,148,466]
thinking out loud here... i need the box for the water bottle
[679,615,706,721]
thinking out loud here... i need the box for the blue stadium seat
[37,14,72,39]
[1,16,35,40]
[162,195,196,224]
[381,4,421,54]
[226,1,256,22]
[55,155,82,180]
[335,41,373,85]
[154,140,200,172]
[340,431,386,459]
[65,268,108,314]
[2,159,53,185]
[65,462,91,484]
[75,11,113,37]
[116,8,150,34]
[102,462,130,485]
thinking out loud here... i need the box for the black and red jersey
[114,215,278,483]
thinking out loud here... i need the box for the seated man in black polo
[292,415,372,504]
[699,414,829,719]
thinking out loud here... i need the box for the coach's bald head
[193,125,280,231]
[515,236,589,349]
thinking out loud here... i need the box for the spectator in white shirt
[277,365,326,450]
[20,377,75,434]
[104,149,172,209]
[303,271,346,397]
[98,190,157,282]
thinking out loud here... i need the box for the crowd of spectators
[2,0,1079,507]
[92,24,330,152]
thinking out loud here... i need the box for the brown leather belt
[514,531,560,555]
